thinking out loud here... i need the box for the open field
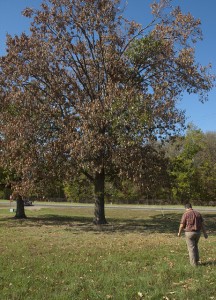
[0,205,215,300]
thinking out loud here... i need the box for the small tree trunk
[93,171,107,224]
[15,195,27,219]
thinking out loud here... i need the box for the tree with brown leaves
[0,0,214,223]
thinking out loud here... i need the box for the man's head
[185,203,192,209]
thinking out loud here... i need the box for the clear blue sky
[0,0,215,132]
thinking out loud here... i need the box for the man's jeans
[185,231,201,266]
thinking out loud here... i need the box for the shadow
[201,213,216,236]
[32,214,94,225]
[0,214,92,226]
[199,261,216,266]
[0,214,180,233]
[0,212,215,235]
[138,212,216,235]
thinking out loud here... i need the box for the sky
[0,0,215,133]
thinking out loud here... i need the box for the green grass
[0,206,215,300]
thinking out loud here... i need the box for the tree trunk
[15,195,27,219]
[93,171,107,224]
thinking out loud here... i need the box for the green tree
[0,0,214,223]
[195,132,216,202]
[167,125,205,202]
[64,175,94,203]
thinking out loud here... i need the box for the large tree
[0,0,214,223]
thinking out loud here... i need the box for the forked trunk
[93,171,107,224]
[15,195,27,219]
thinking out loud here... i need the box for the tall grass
[0,206,215,299]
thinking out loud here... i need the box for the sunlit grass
[0,206,215,299]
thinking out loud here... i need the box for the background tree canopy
[0,0,214,222]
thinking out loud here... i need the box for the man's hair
[185,203,192,209]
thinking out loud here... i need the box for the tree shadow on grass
[140,213,216,235]
[0,214,93,227]
[199,261,216,266]
[1,212,216,235]
[93,212,216,235]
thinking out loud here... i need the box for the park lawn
[0,206,215,300]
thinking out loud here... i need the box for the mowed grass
[0,205,215,300]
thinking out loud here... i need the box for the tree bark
[15,195,27,219]
[93,170,107,224]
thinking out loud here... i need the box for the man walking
[178,203,208,266]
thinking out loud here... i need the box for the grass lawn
[0,205,215,300]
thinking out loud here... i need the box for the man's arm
[178,224,184,237]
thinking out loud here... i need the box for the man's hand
[178,224,184,237]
